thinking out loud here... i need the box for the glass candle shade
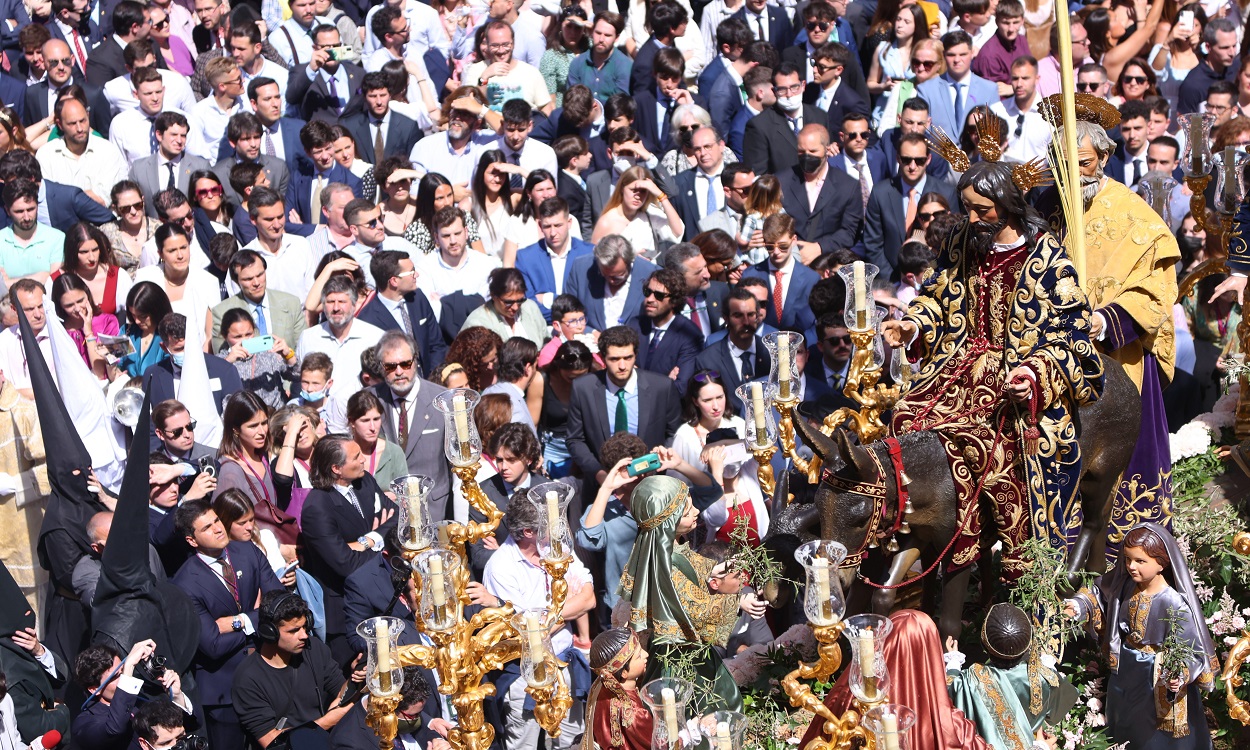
[846,613,894,703]
[640,678,694,750]
[433,388,482,466]
[836,261,880,330]
[762,330,805,401]
[699,710,748,750]
[356,616,405,698]
[889,347,918,388]
[511,608,556,688]
[527,481,575,561]
[794,540,848,625]
[857,307,888,371]
[413,549,461,631]
[1179,112,1214,177]
[864,704,917,750]
[1138,174,1178,227]
[392,474,435,551]
[1214,146,1248,215]
[735,380,778,450]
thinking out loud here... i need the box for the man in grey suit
[564,235,657,332]
[129,111,211,217]
[370,331,452,522]
[212,112,291,207]
[914,30,1001,142]
[210,249,308,350]
[697,162,754,238]
[565,325,682,486]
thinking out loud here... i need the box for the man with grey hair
[368,330,452,523]
[297,275,384,431]
[564,234,657,330]
[663,242,728,335]
[307,182,359,258]
[1179,17,1240,113]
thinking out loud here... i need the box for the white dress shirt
[297,318,385,403]
[497,137,559,181]
[602,273,632,329]
[35,135,128,201]
[243,233,320,301]
[103,69,198,116]
[0,327,53,390]
[268,16,334,67]
[415,248,500,307]
[409,131,498,186]
[694,166,723,216]
[990,97,1052,164]
[240,59,290,111]
[187,96,242,161]
[727,338,758,380]
[108,107,187,165]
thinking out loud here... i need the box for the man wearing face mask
[881,159,1102,580]
[743,63,832,177]
[142,314,244,450]
[777,123,862,264]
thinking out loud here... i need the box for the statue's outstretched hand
[880,320,916,349]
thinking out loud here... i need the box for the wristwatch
[231,616,242,632]
[357,535,373,549]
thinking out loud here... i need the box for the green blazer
[211,290,308,352]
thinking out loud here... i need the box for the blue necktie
[705,172,718,213]
[254,304,268,335]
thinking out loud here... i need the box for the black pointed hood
[0,557,60,718]
[24,302,105,577]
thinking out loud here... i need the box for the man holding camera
[72,639,196,750]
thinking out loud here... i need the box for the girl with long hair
[133,223,216,348]
[188,170,233,250]
[868,4,929,102]
[471,149,519,259]
[115,281,173,377]
[51,273,117,378]
[1111,56,1158,103]
[1149,2,1205,105]
[346,390,406,490]
[270,405,321,524]
[100,181,153,272]
[446,326,503,390]
[0,106,33,156]
[591,166,683,257]
[216,391,298,546]
[541,4,589,107]
[374,156,419,236]
[403,172,484,254]
[737,175,783,262]
[501,169,577,266]
[58,222,133,321]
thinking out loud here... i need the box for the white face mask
[777,94,803,113]
[613,157,636,174]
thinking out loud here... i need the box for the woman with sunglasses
[405,172,485,254]
[539,338,593,478]
[591,166,683,258]
[148,4,194,75]
[1111,57,1158,104]
[461,267,548,347]
[672,369,767,544]
[877,36,943,133]
[188,170,233,246]
[1148,3,1204,105]
[101,181,152,272]
[58,221,133,323]
[867,4,928,105]
[907,191,951,242]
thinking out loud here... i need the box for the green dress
[617,475,743,713]
[947,660,1057,750]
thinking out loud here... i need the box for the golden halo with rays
[1037,92,1121,130]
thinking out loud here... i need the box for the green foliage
[728,513,793,595]
[1157,606,1198,685]
[1010,535,1094,661]
[1172,445,1224,503]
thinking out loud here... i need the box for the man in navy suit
[915,30,1000,141]
[693,287,773,415]
[357,250,447,377]
[0,149,114,230]
[829,112,889,215]
[778,124,862,257]
[872,98,954,182]
[142,314,244,451]
[214,78,308,165]
[285,25,366,123]
[670,126,729,242]
[864,133,960,280]
[728,66,775,159]
[630,268,702,392]
[734,0,794,49]
[698,17,751,95]
[702,18,755,136]
[565,235,657,331]
[804,43,868,135]
[742,214,819,337]
[515,198,594,322]
[632,48,706,155]
[743,64,830,176]
[172,500,285,750]
[341,72,423,166]
[629,0,688,95]
[287,119,363,224]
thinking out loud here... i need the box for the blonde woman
[590,166,683,259]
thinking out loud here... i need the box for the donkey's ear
[794,411,839,464]
[834,428,879,482]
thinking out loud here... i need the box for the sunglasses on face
[116,201,144,213]
[910,59,937,69]
[196,186,223,199]
[917,209,947,222]
[824,335,851,345]
[843,130,869,140]
[899,155,926,166]
[355,217,381,229]
[152,18,169,28]
[497,296,526,308]
[806,20,829,31]
[1075,81,1102,92]
[643,287,673,301]
[383,358,415,373]
[162,420,197,439]
[1122,75,1148,85]
[46,57,73,68]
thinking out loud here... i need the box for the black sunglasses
[899,155,927,166]
[643,287,673,301]
[806,21,829,31]
[1122,75,1148,85]
[824,335,851,345]
[917,209,947,222]
[693,369,721,383]
[1075,81,1101,92]
[383,358,415,373]
[162,420,197,439]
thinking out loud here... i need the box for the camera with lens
[133,654,167,686]
[172,735,208,750]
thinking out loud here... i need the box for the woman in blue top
[114,281,172,378]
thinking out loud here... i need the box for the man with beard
[1048,111,1180,563]
[296,274,384,429]
[881,161,1103,591]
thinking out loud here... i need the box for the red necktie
[70,30,88,71]
[220,552,240,610]
[687,297,701,331]
[773,270,784,321]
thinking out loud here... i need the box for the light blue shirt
[603,370,639,434]
[0,224,64,278]
[901,174,928,215]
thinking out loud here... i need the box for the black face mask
[677,128,695,150]
[798,153,824,174]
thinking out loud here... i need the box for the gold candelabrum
[1221,532,1250,726]
[359,388,574,750]
[1176,113,1250,440]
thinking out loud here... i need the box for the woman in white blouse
[590,166,683,260]
[133,224,216,350]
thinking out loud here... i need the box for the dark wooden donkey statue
[761,354,1142,639]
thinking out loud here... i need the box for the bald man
[71,512,167,605]
[24,39,113,134]
[777,123,863,263]
[35,96,129,204]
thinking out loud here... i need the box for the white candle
[452,393,470,458]
[715,721,731,750]
[1226,146,1237,199]
[853,261,866,328]
[437,522,450,547]
[545,491,563,556]
[661,687,679,741]
[523,611,544,654]
[429,556,447,607]
[859,626,876,678]
[777,335,791,399]
[376,619,392,691]
[406,487,423,545]
[1191,116,1203,172]
[882,710,900,750]
[812,557,832,622]
[750,382,766,438]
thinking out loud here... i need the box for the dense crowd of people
[0,0,1235,747]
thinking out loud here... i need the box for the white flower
[1226,635,1242,646]
[1170,421,1213,462]
[1086,697,1102,712]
